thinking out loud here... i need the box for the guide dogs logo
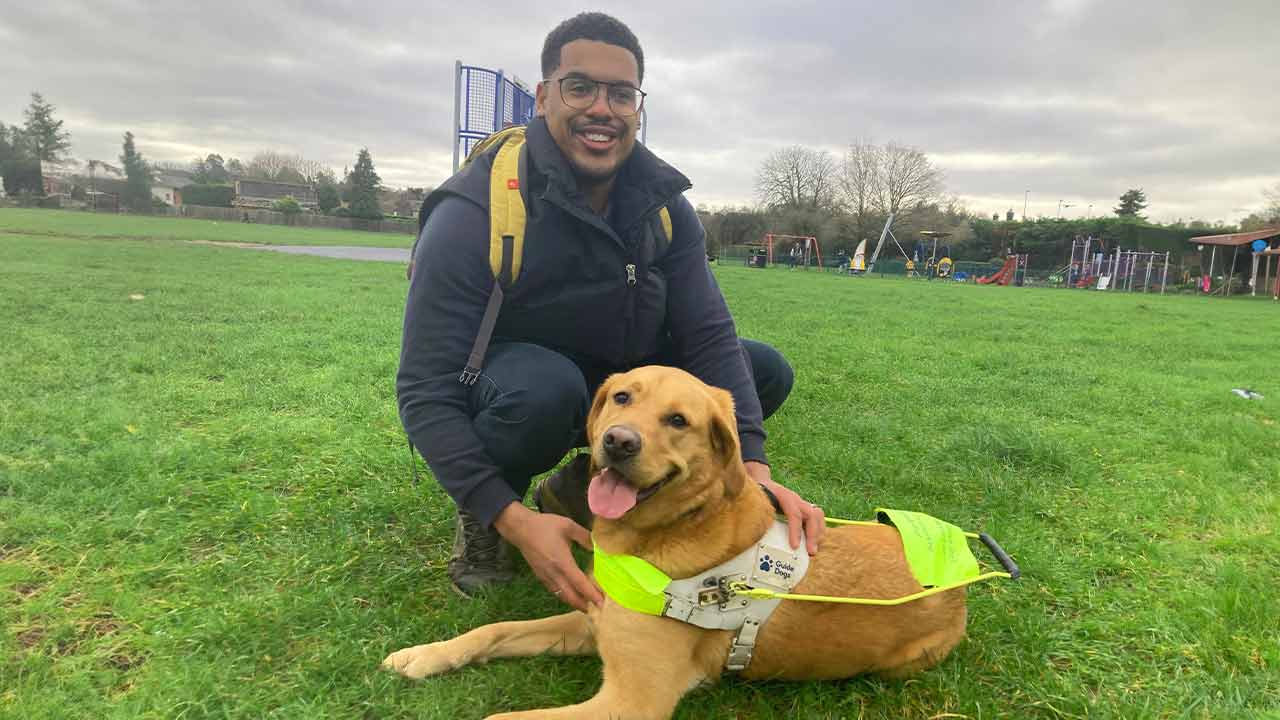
[758,554,796,582]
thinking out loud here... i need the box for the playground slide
[977,256,1016,285]
[1074,274,1095,288]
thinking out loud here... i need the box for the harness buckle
[725,618,762,673]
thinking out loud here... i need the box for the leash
[727,515,1020,607]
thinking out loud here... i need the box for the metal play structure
[1189,228,1280,298]
[1065,235,1169,294]
[453,60,649,172]
[1258,245,1280,300]
[865,213,901,274]
[977,254,1028,286]
[763,233,823,269]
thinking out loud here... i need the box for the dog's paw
[381,642,457,679]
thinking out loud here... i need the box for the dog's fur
[384,366,967,719]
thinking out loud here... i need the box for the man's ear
[586,374,617,448]
[707,386,744,497]
[535,81,549,117]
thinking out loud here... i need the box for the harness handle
[978,532,1020,579]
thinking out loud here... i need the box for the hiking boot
[533,453,594,530]
[448,509,516,598]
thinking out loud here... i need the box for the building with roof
[1188,228,1280,297]
[152,172,193,206]
[233,179,318,209]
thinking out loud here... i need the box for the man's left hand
[744,461,825,555]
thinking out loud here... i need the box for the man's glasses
[553,76,646,116]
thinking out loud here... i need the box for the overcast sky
[3,0,1278,223]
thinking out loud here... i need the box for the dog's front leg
[383,611,595,679]
[485,611,715,720]
[484,664,703,720]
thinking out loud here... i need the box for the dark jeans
[466,340,793,498]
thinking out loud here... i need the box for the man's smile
[575,124,619,152]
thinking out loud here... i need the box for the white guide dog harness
[593,521,810,672]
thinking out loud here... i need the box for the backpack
[408,125,674,386]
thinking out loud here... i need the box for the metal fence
[454,62,536,172]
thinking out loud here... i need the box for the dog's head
[585,366,745,528]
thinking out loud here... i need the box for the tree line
[696,141,1280,269]
[0,91,420,220]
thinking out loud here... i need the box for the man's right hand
[493,502,603,613]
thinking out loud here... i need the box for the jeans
[465,340,793,498]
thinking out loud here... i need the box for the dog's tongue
[588,467,638,519]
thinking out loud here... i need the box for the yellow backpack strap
[460,126,528,386]
[488,129,528,285]
[463,125,526,169]
[658,206,673,244]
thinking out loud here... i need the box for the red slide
[978,256,1016,285]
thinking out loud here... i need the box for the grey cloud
[3,0,1277,221]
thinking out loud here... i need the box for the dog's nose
[603,425,642,460]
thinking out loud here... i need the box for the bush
[273,195,302,224]
[273,195,302,216]
[181,183,235,208]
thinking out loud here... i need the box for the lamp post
[1023,190,1029,221]
[1058,200,1075,218]
[1087,203,1093,218]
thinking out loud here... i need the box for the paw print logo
[759,555,773,572]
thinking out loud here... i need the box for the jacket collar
[525,116,691,232]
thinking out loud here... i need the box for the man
[398,12,824,613]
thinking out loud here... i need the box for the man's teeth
[584,133,611,142]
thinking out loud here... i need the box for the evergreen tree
[316,179,341,214]
[23,92,72,192]
[346,148,383,220]
[119,131,154,213]
[0,122,13,190]
[0,122,43,196]
[1114,188,1148,219]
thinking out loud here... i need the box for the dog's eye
[613,391,630,405]
[666,413,688,428]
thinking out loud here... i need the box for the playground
[3,207,1278,719]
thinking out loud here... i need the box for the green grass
[2,214,1278,719]
[0,207,416,248]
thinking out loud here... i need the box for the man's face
[536,39,641,186]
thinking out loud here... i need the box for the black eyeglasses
[552,76,646,116]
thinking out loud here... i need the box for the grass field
[0,207,416,248]
[2,211,1278,719]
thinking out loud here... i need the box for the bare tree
[244,150,332,184]
[1264,181,1280,217]
[840,140,884,243]
[755,146,838,210]
[878,142,942,217]
[296,157,333,185]
[245,150,291,180]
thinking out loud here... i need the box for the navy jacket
[397,117,766,525]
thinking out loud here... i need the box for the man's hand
[745,461,825,555]
[494,503,603,612]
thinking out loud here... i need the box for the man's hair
[541,12,644,85]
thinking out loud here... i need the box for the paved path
[188,241,410,263]
[249,245,410,263]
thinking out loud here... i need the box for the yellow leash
[729,515,1019,607]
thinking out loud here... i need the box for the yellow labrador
[384,366,966,719]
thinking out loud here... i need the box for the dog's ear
[586,374,617,447]
[706,386,744,497]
